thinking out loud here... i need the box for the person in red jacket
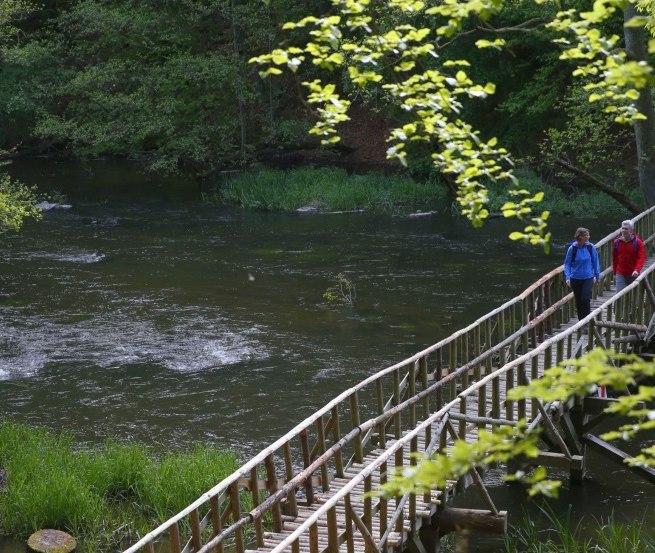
[613,219,646,292]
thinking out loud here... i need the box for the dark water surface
[1,160,651,549]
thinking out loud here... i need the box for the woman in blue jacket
[564,227,601,322]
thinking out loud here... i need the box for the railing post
[330,406,344,478]
[350,393,363,463]
[250,467,264,546]
[282,443,299,516]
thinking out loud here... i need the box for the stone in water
[27,529,76,553]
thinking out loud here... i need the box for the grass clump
[0,420,241,553]
[505,503,655,553]
[215,167,446,213]
[215,165,635,218]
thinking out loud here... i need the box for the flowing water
[0,160,652,549]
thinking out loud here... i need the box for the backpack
[613,236,639,254]
[570,242,593,264]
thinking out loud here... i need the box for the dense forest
[0,1,649,204]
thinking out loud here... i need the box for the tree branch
[554,158,642,214]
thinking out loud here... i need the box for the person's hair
[621,219,634,230]
[575,227,590,240]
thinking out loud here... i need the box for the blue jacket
[564,242,600,281]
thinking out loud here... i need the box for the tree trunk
[624,3,655,206]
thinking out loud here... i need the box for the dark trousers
[570,278,593,320]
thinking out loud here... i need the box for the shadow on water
[2,160,648,550]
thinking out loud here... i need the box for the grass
[213,167,447,213]
[0,420,242,553]
[505,503,655,553]
[213,166,635,218]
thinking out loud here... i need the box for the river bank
[210,166,631,218]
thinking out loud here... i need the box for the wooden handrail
[251,257,655,553]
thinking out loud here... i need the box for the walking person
[564,227,601,323]
[612,219,646,292]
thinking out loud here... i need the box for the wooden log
[594,321,647,332]
[644,312,655,345]
[434,507,507,535]
[27,530,76,553]
[643,279,655,310]
[613,335,643,344]
[532,451,584,470]
[583,433,655,483]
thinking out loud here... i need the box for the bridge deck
[249,263,655,553]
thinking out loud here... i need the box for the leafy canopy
[251,0,655,250]
[0,0,41,233]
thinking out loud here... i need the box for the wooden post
[316,416,329,491]
[250,467,264,546]
[350,393,364,463]
[210,494,224,553]
[330,406,344,478]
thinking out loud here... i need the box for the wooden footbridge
[124,206,655,553]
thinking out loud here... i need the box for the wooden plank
[583,434,655,483]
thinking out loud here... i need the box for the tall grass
[214,166,634,218]
[215,167,446,213]
[505,503,655,553]
[0,420,241,553]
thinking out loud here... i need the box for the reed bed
[505,504,655,553]
[216,167,446,213]
[0,420,241,553]
[216,166,633,217]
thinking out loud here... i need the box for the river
[1,160,651,549]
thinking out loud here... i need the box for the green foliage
[216,167,446,212]
[487,169,632,217]
[548,1,654,125]
[381,349,655,502]
[376,422,561,498]
[0,0,299,174]
[323,273,356,305]
[0,0,36,46]
[250,0,569,249]
[0,171,41,233]
[538,85,637,191]
[0,420,241,552]
[509,349,655,467]
[506,505,655,553]
[268,119,314,148]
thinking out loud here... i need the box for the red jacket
[612,233,646,276]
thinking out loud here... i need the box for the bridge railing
[122,205,655,553]
[253,230,655,553]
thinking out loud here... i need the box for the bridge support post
[563,399,586,483]
[417,507,508,553]
[418,524,441,553]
